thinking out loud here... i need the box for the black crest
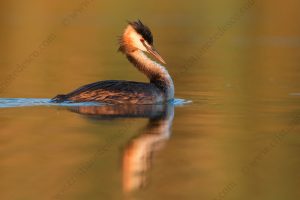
[129,20,153,45]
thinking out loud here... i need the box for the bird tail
[51,94,67,103]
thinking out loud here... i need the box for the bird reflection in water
[68,103,174,192]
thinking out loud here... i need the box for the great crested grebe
[51,20,174,104]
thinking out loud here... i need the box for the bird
[51,20,174,104]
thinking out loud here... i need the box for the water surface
[1,1,300,200]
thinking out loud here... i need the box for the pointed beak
[145,45,166,64]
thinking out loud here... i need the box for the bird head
[119,20,166,64]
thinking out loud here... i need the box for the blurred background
[0,0,300,199]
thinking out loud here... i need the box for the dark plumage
[52,80,163,104]
[129,20,153,45]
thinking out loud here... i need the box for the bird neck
[126,50,174,100]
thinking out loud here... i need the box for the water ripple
[0,98,191,108]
